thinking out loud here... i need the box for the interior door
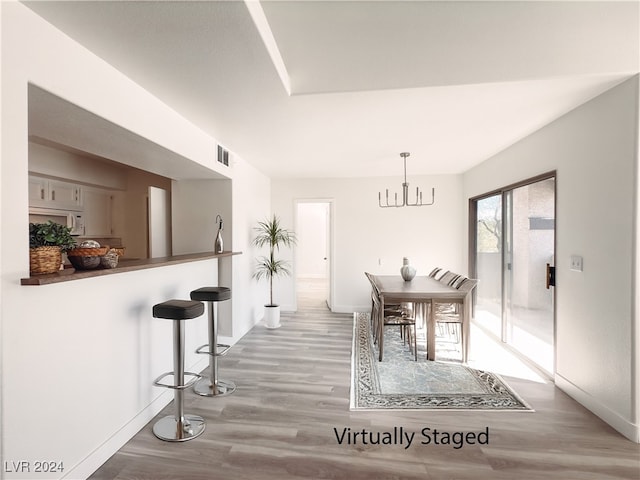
[472,175,555,375]
[295,201,332,310]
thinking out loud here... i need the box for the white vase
[264,305,281,329]
[400,257,416,281]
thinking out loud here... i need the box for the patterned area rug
[350,312,534,411]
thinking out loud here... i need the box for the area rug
[350,312,534,411]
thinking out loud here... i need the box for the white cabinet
[48,180,82,210]
[28,175,83,211]
[83,189,113,236]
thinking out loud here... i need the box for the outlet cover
[570,255,583,272]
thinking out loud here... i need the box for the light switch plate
[570,255,583,272]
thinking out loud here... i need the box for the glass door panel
[504,179,555,374]
[475,194,503,338]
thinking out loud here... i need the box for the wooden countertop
[21,251,241,285]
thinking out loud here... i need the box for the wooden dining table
[370,274,476,362]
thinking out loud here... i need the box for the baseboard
[285,304,368,315]
[332,305,369,314]
[555,373,639,443]
[64,356,209,479]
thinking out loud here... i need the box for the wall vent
[217,145,229,166]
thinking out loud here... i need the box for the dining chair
[364,272,404,345]
[428,267,442,278]
[432,278,477,363]
[438,270,461,286]
[364,272,380,343]
[365,273,417,360]
[370,284,417,361]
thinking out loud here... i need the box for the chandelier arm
[377,152,435,208]
[413,187,434,206]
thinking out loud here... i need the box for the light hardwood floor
[89,280,639,479]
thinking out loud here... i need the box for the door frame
[469,171,557,375]
[293,198,335,311]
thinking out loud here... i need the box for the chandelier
[378,152,435,208]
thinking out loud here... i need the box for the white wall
[271,174,465,313]
[2,262,215,480]
[0,3,270,478]
[230,155,271,334]
[463,76,639,442]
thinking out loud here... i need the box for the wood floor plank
[89,281,640,480]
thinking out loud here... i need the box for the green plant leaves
[252,214,297,306]
[29,221,77,252]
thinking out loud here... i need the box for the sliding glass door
[472,174,555,375]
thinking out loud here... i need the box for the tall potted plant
[29,221,76,274]
[253,214,297,329]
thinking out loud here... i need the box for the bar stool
[190,287,236,397]
[152,299,206,442]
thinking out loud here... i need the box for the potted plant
[29,221,76,275]
[252,214,297,328]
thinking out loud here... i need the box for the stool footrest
[195,343,231,357]
[153,371,202,390]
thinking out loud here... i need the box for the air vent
[217,145,229,166]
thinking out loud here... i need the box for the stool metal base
[152,414,206,442]
[193,377,236,397]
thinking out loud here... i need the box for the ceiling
[23,1,639,179]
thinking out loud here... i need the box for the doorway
[295,200,332,311]
[471,173,556,375]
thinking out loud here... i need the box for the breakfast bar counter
[21,251,241,285]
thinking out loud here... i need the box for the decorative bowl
[68,254,101,270]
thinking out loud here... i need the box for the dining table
[370,274,477,362]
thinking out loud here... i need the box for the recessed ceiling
[23,1,639,178]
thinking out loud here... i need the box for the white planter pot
[264,305,281,329]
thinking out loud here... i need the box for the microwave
[29,207,85,236]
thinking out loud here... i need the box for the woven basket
[29,246,62,275]
[67,246,110,257]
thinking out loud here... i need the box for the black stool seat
[190,287,231,302]
[153,300,204,320]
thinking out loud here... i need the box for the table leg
[378,297,384,361]
[462,295,471,363]
[427,300,436,361]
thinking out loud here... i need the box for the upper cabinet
[28,175,83,211]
